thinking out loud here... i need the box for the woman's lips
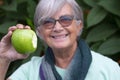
[51,34,69,41]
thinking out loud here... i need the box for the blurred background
[0,0,120,78]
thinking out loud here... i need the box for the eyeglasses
[40,15,74,29]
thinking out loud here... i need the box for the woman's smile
[50,33,69,42]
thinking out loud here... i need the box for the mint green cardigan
[9,51,120,80]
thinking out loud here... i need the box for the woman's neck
[52,42,77,68]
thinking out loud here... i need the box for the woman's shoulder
[30,56,44,63]
[90,50,120,71]
[17,56,44,71]
[24,56,44,68]
[91,51,118,66]
[91,51,116,63]
[86,51,120,80]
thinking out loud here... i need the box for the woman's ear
[77,20,83,36]
[36,28,44,39]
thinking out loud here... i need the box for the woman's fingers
[0,31,12,44]
[24,25,31,29]
[8,24,31,32]
[8,26,17,32]
[16,24,25,29]
[16,24,31,29]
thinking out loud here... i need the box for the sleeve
[8,61,31,80]
[8,56,42,80]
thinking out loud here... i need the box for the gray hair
[34,0,83,28]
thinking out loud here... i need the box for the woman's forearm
[0,58,10,80]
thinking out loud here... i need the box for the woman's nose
[52,21,64,32]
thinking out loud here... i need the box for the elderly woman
[0,0,120,80]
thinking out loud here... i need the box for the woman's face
[37,4,82,50]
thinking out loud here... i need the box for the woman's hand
[0,24,31,62]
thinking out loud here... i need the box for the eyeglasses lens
[41,15,74,29]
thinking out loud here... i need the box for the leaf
[98,0,120,17]
[84,0,100,7]
[86,23,118,42]
[0,34,4,40]
[27,0,36,19]
[76,0,91,10]
[17,2,28,16]
[87,6,108,27]
[1,1,17,12]
[0,21,17,34]
[26,17,34,30]
[115,17,120,28]
[98,38,120,56]
[16,0,28,4]
[90,41,102,51]
[6,12,25,20]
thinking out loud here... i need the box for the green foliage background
[0,0,120,78]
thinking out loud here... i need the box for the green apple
[11,29,37,54]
